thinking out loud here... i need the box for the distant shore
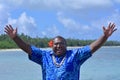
[0,46,120,51]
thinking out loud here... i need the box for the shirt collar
[50,50,67,58]
[50,51,54,55]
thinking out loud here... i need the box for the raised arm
[4,25,32,55]
[90,23,117,54]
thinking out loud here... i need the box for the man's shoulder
[66,45,91,54]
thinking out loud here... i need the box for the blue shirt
[29,45,92,80]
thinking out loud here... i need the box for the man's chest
[42,55,79,73]
[41,54,80,80]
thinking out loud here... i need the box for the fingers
[9,24,14,31]
[108,23,117,31]
[108,23,117,35]
[108,22,111,29]
[110,23,117,33]
[112,28,117,33]
[110,23,115,29]
[15,27,17,33]
[4,25,9,33]
[103,22,117,37]
[4,25,13,33]
[102,26,106,31]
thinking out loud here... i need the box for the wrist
[102,34,108,40]
[12,35,18,40]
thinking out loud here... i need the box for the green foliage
[0,40,18,49]
[0,34,120,49]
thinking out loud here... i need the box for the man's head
[52,36,67,57]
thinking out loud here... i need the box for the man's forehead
[54,38,64,42]
[53,36,66,43]
[53,38,66,44]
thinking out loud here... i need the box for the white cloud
[91,10,120,29]
[57,12,80,31]
[58,17,79,31]
[0,4,9,25]
[57,12,91,32]
[0,0,114,11]
[41,25,60,38]
[61,0,112,10]
[0,4,10,34]
[57,12,97,39]
[0,0,120,40]
[0,0,24,7]
[56,9,120,40]
[89,10,120,40]
[7,12,37,36]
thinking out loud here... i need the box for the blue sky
[0,0,120,41]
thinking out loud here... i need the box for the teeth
[57,49,61,51]
[57,48,61,50]
[58,49,61,51]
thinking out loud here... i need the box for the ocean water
[0,47,120,80]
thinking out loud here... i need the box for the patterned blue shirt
[29,45,92,80]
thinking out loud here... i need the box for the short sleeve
[28,46,43,65]
[76,45,92,65]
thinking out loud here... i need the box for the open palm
[103,23,117,38]
[4,25,17,39]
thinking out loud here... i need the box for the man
[4,23,117,80]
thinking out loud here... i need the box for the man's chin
[55,52,63,57]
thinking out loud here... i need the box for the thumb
[102,26,106,31]
[15,27,18,33]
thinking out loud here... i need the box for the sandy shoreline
[0,46,120,51]
[0,49,22,51]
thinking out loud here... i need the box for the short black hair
[53,36,67,44]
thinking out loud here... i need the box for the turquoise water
[0,47,120,80]
[81,47,120,80]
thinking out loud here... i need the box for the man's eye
[54,42,64,45]
[60,43,65,45]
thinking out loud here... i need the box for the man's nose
[57,44,61,47]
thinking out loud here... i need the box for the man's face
[52,37,67,57]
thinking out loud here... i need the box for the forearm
[13,36,31,55]
[90,35,108,53]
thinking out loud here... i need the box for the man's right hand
[4,25,17,39]
[4,24,32,55]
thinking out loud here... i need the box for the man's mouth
[56,49,62,53]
